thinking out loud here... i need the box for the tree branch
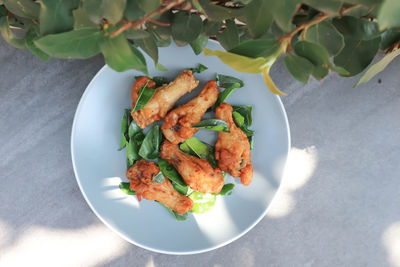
[110,0,186,38]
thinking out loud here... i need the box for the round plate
[71,41,290,255]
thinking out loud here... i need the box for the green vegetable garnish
[189,63,208,73]
[232,105,252,126]
[126,138,141,167]
[138,125,162,160]
[134,75,169,87]
[119,182,136,195]
[192,119,230,132]
[133,80,155,111]
[215,74,244,106]
[232,105,255,150]
[189,192,217,214]
[118,109,131,150]
[152,172,165,183]
[180,137,218,168]
[158,158,191,195]
[219,183,235,196]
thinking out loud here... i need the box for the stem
[111,0,185,38]
[278,4,360,52]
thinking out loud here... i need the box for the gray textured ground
[1,37,399,267]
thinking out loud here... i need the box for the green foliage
[1,0,399,91]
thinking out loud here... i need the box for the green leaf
[0,16,26,49]
[377,0,400,30]
[119,182,136,195]
[269,0,301,32]
[232,106,254,137]
[202,20,222,36]
[354,48,400,87]
[3,0,40,19]
[126,138,141,165]
[25,27,50,61]
[217,19,239,51]
[219,183,235,196]
[333,36,381,77]
[100,34,148,73]
[190,34,209,55]
[216,83,242,106]
[0,6,7,17]
[284,54,314,83]
[216,74,244,87]
[72,6,97,29]
[381,30,400,50]
[332,16,380,41]
[128,120,141,139]
[83,0,126,24]
[125,29,151,40]
[156,63,168,72]
[229,39,281,58]
[189,63,208,73]
[294,40,331,80]
[34,28,102,59]
[171,11,202,43]
[180,137,217,168]
[197,0,243,21]
[138,0,160,14]
[302,0,342,14]
[138,125,161,159]
[159,202,188,221]
[189,191,216,214]
[119,109,129,150]
[232,105,252,126]
[133,81,156,111]
[249,135,254,150]
[39,0,79,35]
[233,111,245,128]
[152,172,165,183]
[135,36,158,64]
[305,21,344,56]
[151,76,169,86]
[245,0,273,38]
[192,119,230,132]
[124,0,144,20]
[158,158,187,187]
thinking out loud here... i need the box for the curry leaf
[219,183,235,195]
[192,119,230,132]
[152,172,165,183]
[189,63,208,73]
[138,125,162,159]
[133,81,156,111]
[216,83,242,106]
[180,137,217,168]
[119,182,136,195]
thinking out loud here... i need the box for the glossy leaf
[217,19,239,51]
[189,63,208,73]
[377,0,400,30]
[138,125,162,159]
[126,138,141,165]
[180,137,217,168]
[35,28,102,59]
[0,16,26,49]
[334,36,381,77]
[39,0,79,35]
[124,0,144,20]
[270,0,301,32]
[119,109,129,150]
[219,183,235,196]
[216,74,244,87]
[197,0,243,21]
[126,29,151,40]
[171,11,202,43]
[202,20,222,36]
[305,21,344,56]
[152,172,165,183]
[232,105,252,126]
[119,182,136,195]
[355,49,400,87]
[245,0,273,38]
[333,16,380,41]
[135,36,158,64]
[128,120,141,139]
[190,34,209,55]
[192,119,230,132]
[381,30,400,50]
[133,81,156,111]
[25,27,50,61]
[302,0,342,14]
[3,0,40,19]
[72,6,97,29]
[83,0,126,24]
[284,54,314,83]
[229,39,281,59]
[189,192,216,214]
[100,34,147,73]
[232,111,245,127]
[158,158,187,188]
[216,83,242,106]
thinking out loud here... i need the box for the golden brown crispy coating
[162,80,219,144]
[131,70,199,128]
[215,103,253,186]
[160,140,224,194]
[126,159,193,214]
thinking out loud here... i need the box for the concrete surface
[1,37,400,267]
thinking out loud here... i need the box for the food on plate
[131,70,199,128]
[215,103,253,186]
[127,159,193,214]
[160,140,224,194]
[162,80,219,144]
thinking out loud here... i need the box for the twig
[148,18,171,27]
[111,0,185,37]
[278,4,360,52]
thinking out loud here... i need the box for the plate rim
[70,45,291,255]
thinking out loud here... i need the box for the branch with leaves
[0,0,399,94]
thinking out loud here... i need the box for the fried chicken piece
[160,140,224,194]
[126,159,193,214]
[215,103,253,186]
[131,70,199,128]
[162,80,219,144]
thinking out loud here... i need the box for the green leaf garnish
[189,63,208,73]
[219,183,235,196]
[180,137,218,168]
[192,119,230,132]
[119,182,136,195]
[133,80,155,111]
[138,125,162,160]
[158,158,191,195]
[152,172,165,183]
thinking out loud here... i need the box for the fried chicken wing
[215,103,253,185]
[131,70,199,128]
[162,80,219,144]
[160,140,224,194]
[126,159,193,214]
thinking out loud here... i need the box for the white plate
[71,40,290,255]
